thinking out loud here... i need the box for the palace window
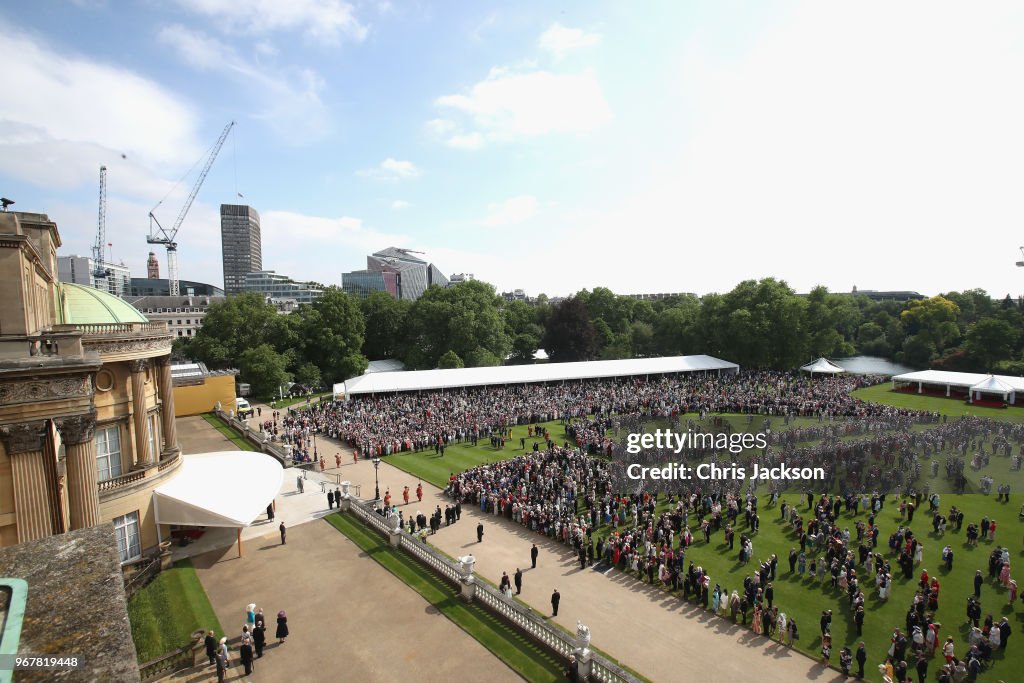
[95,425,122,481]
[113,511,141,563]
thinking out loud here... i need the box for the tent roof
[154,451,283,527]
[970,375,1016,393]
[800,358,846,374]
[343,354,739,396]
[893,370,1024,393]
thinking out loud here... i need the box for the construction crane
[91,165,110,283]
[147,120,234,296]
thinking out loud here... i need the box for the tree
[188,293,284,368]
[508,325,543,364]
[700,279,807,368]
[653,298,701,355]
[437,350,464,368]
[900,296,960,354]
[239,344,292,399]
[293,287,368,384]
[361,291,409,360]
[543,297,598,362]
[965,318,1018,371]
[292,361,322,390]
[403,280,510,368]
[465,347,501,367]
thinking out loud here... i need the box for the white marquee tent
[154,451,284,556]
[799,358,846,376]
[892,370,1024,404]
[337,354,739,398]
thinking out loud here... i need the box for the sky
[3,1,1024,298]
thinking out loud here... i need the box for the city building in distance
[342,246,449,300]
[57,254,131,298]
[220,204,262,295]
[127,291,225,339]
[244,270,323,305]
[129,277,224,297]
[146,251,159,279]
[449,272,475,286]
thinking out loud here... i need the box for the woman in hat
[246,603,256,629]
[276,610,289,643]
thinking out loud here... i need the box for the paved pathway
[167,520,522,682]
[317,440,845,683]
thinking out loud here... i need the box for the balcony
[54,321,171,338]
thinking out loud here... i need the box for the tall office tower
[220,204,262,295]
[146,251,160,279]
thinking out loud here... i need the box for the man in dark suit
[279,521,286,545]
[856,642,867,679]
[327,489,335,510]
[514,568,523,594]
[204,630,217,665]
[567,654,579,682]
[531,543,539,568]
[551,588,560,616]
[477,522,484,543]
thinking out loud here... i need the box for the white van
[235,397,254,418]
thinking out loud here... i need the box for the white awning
[800,358,846,374]
[971,375,1015,394]
[154,451,284,527]
[343,354,740,396]
[893,370,1024,393]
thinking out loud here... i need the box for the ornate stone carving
[153,354,172,367]
[576,621,591,649]
[0,375,93,406]
[128,359,148,373]
[83,338,173,356]
[0,420,49,454]
[55,410,97,445]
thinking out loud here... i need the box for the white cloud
[481,195,539,226]
[391,199,411,210]
[357,158,421,181]
[174,0,367,44]
[538,23,601,60]
[157,25,331,142]
[0,29,201,189]
[434,67,610,147]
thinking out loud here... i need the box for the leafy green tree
[965,318,1018,370]
[239,344,292,399]
[543,296,599,362]
[465,347,502,367]
[900,334,937,367]
[361,291,410,360]
[700,279,807,368]
[900,296,960,350]
[508,325,543,364]
[292,361,322,390]
[437,350,464,368]
[188,293,284,368]
[630,321,656,357]
[653,298,701,355]
[293,287,368,383]
[403,280,510,368]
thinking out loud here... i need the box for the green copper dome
[57,283,148,325]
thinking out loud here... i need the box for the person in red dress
[416,482,423,502]
[335,453,341,469]
[403,486,410,505]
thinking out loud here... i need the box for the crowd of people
[202,603,289,680]
[280,369,1024,681]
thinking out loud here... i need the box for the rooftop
[57,282,147,325]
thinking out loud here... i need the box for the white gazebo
[799,357,846,377]
[969,375,1016,404]
[154,451,284,558]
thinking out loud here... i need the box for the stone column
[0,421,53,543]
[574,621,594,680]
[458,555,477,602]
[154,355,178,457]
[129,359,152,466]
[55,411,99,530]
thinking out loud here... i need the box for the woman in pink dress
[999,562,1011,588]
[1009,579,1018,604]
[752,604,763,634]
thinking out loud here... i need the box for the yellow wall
[173,375,236,417]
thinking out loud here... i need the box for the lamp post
[373,457,381,501]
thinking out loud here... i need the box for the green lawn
[326,512,567,682]
[385,421,573,490]
[128,558,223,663]
[378,406,1024,680]
[268,392,333,409]
[854,383,1024,423]
[201,412,256,451]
